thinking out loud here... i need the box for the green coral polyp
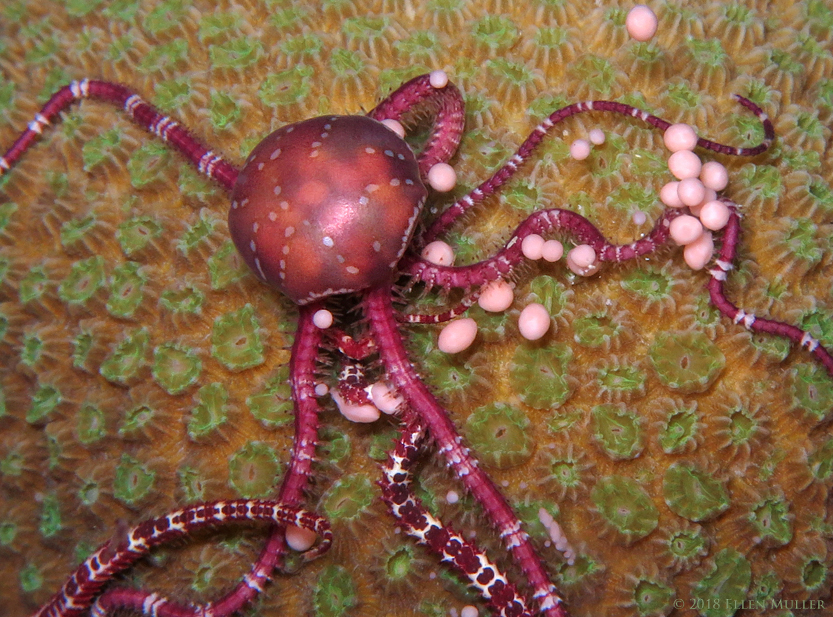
[691,549,751,617]
[127,141,172,188]
[663,464,729,522]
[726,406,760,447]
[113,454,155,505]
[801,557,827,592]
[573,311,621,347]
[228,441,282,499]
[591,476,658,544]
[544,452,586,497]
[1,449,23,477]
[809,438,833,480]
[620,266,675,303]
[60,215,97,247]
[649,331,725,394]
[790,362,833,420]
[247,367,293,428]
[320,474,375,523]
[100,328,150,385]
[107,261,146,318]
[26,383,61,424]
[382,543,418,585]
[209,91,242,131]
[464,402,533,469]
[591,404,643,460]
[258,66,313,107]
[178,465,207,502]
[117,216,164,256]
[19,563,43,593]
[118,405,155,437]
[188,383,229,439]
[471,15,520,50]
[160,284,205,314]
[209,37,263,69]
[59,256,106,304]
[749,496,793,546]
[658,406,700,454]
[509,344,572,409]
[211,304,265,370]
[630,578,675,617]
[664,526,708,569]
[313,564,358,617]
[77,478,100,506]
[207,241,248,289]
[152,343,202,395]
[81,129,120,171]
[19,266,48,304]
[20,331,43,367]
[76,404,106,444]
[594,362,646,398]
[0,521,16,547]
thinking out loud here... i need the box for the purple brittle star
[1,69,831,617]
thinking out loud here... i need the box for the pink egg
[677,177,706,207]
[286,525,318,552]
[381,118,406,139]
[522,233,545,260]
[438,318,478,353]
[570,139,591,160]
[669,214,704,245]
[589,129,606,145]
[700,160,728,191]
[478,280,514,312]
[427,162,457,192]
[566,244,599,276]
[541,239,564,262]
[313,309,334,329]
[632,210,647,225]
[518,303,551,340]
[663,123,698,152]
[421,240,455,265]
[668,150,702,180]
[370,381,403,414]
[660,181,684,207]
[625,5,658,42]
[683,230,714,270]
[331,391,381,423]
[429,70,449,88]
[698,200,731,231]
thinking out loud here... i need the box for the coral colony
[1,5,832,617]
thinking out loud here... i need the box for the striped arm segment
[33,500,331,617]
[421,95,774,244]
[380,417,535,617]
[0,79,238,191]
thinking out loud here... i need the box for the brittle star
[1,70,831,617]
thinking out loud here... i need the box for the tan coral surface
[1,1,832,616]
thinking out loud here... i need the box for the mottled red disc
[229,115,427,305]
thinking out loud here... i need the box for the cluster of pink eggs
[318,4,730,427]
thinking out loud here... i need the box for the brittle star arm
[0,79,238,190]
[30,500,331,617]
[707,201,833,377]
[367,72,466,178]
[401,207,682,290]
[0,82,337,617]
[84,305,327,617]
[419,96,774,245]
[364,285,567,617]
[380,413,534,617]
